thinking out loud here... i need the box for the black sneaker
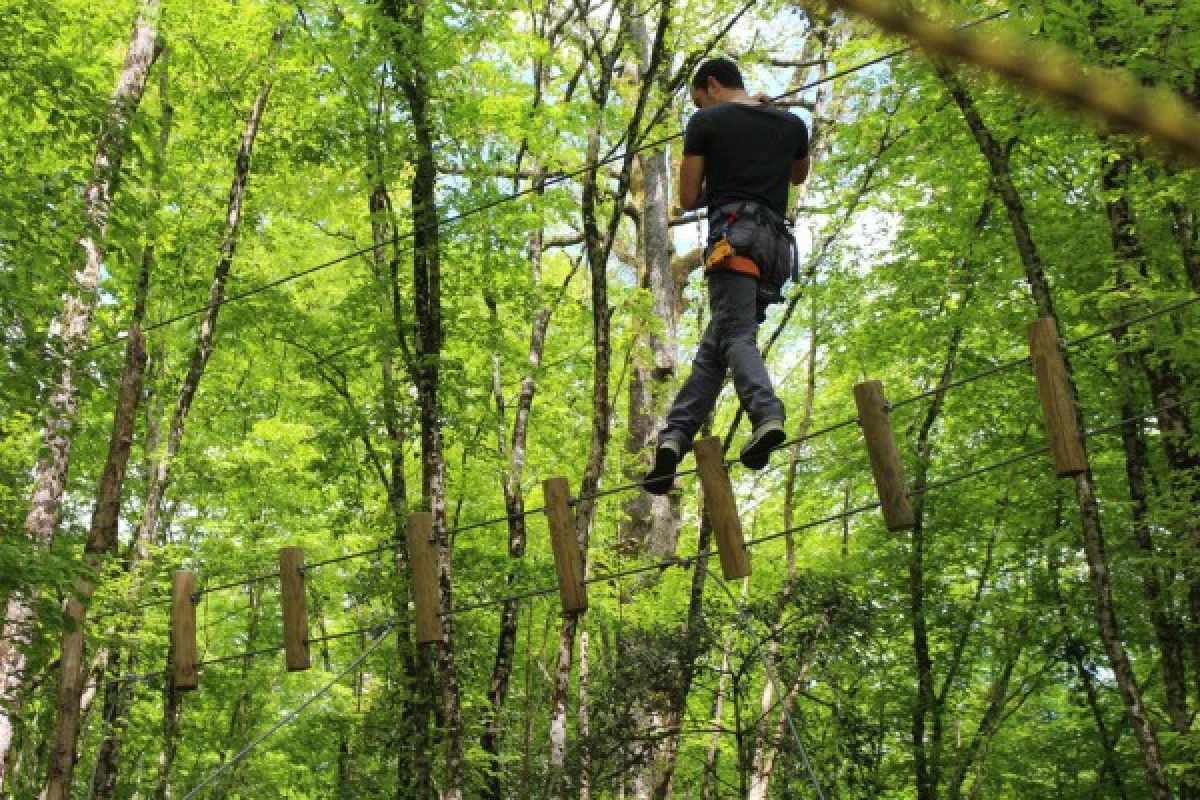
[643,441,682,495]
[739,419,786,470]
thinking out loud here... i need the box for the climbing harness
[705,201,800,304]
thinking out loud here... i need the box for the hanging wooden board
[543,477,587,613]
[280,547,311,672]
[1027,316,1087,477]
[853,381,916,531]
[407,513,442,645]
[694,436,751,580]
[171,571,198,691]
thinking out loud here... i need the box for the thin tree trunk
[380,1,463,793]
[1167,200,1199,292]
[746,616,827,800]
[578,616,592,800]
[547,6,668,795]
[646,492,715,800]
[219,584,262,790]
[90,342,167,800]
[1047,538,1129,800]
[478,11,568,768]
[481,173,579,797]
[143,25,283,798]
[42,40,174,799]
[945,626,1025,800]
[362,72,430,800]
[0,4,160,781]
[783,290,820,576]
[939,65,1172,800]
[906,198,987,800]
[137,25,283,549]
[1103,151,1192,736]
[700,578,743,800]
[151,680,182,800]
[41,212,151,800]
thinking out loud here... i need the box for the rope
[179,623,393,800]
[444,392,1200,618]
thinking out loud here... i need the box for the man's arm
[790,155,812,186]
[679,154,706,211]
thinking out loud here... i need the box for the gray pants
[659,270,784,450]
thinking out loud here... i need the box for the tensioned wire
[92,394,1198,800]
[78,1,1200,612]
[72,10,1010,362]
[90,392,1200,692]
[87,291,1197,618]
[80,10,1017,616]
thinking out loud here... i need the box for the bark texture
[1102,150,1193,739]
[0,3,160,781]
[939,64,1171,800]
[380,1,464,793]
[41,234,151,800]
[546,6,668,795]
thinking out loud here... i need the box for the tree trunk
[1047,535,1129,800]
[219,584,263,790]
[1102,151,1192,737]
[361,72,431,800]
[700,578,741,800]
[477,12,570,776]
[648,484,715,800]
[547,6,668,795]
[41,40,176,798]
[480,162,577,798]
[142,25,282,798]
[617,11,687,796]
[578,617,592,800]
[90,648,134,799]
[945,625,1025,800]
[746,616,827,800]
[1167,201,1199,292]
[380,1,464,793]
[137,24,283,551]
[938,64,1172,800]
[41,218,151,800]
[906,198,988,800]
[620,135,680,557]
[90,342,167,800]
[0,3,160,781]
[152,679,182,800]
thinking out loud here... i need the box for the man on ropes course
[644,57,811,495]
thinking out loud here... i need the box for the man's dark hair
[692,58,744,90]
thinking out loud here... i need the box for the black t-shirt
[683,102,810,216]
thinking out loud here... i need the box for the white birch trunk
[0,3,160,785]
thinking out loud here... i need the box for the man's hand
[790,155,812,186]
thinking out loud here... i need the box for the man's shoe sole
[740,428,786,471]
[643,447,680,495]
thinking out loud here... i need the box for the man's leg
[708,270,785,429]
[659,321,726,451]
[644,321,726,494]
